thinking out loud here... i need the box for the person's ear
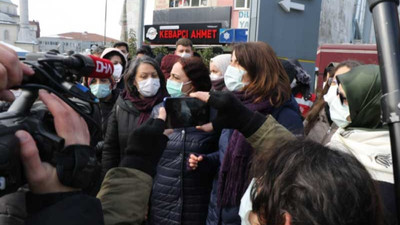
[283,212,292,225]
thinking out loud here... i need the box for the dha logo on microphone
[96,61,113,74]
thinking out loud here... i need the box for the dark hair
[179,57,211,92]
[323,62,337,81]
[124,56,166,96]
[176,38,193,48]
[304,60,362,135]
[161,54,181,79]
[136,45,155,58]
[113,41,129,52]
[234,42,291,106]
[281,59,312,99]
[280,60,296,83]
[250,140,384,225]
[155,53,165,66]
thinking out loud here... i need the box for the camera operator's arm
[190,91,295,152]
[16,90,104,225]
[0,43,34,101]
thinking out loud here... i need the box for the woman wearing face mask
[148,57,220,225]
[304,60,362,145]
[88,76,119,158]
[325,64,396,224]
[101,56,168,177]
[100,48,127,90]
[209,54,231,91]
[188,42,303,225]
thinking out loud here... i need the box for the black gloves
[120,118,168,177]
[208,91,267,137]
[55,145,100,191]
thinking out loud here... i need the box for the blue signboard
[219,28,248,43]
[219,28,234,43]
[234,29,248,43]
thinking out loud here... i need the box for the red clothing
[295,92,316,117]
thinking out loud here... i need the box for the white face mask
[239,178,256,225]
[113,63,123,81]
[323,85,338,105]
[224,65,247,92]
[329,95,351,128]
[180,52,192,58]
[210,73,223,81]
[138,78,160,97]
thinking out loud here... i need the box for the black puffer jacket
[149,128,219,225]
[101,95,143,176]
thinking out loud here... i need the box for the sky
[11,0,125,40]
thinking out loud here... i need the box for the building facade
[153,0,250,29]
[0,0,38,52]
[137,0,250,45]
[38,32,119,54]
[318,0,375,45]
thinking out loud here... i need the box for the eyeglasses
[337,88,347,105]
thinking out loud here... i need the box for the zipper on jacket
[179,129,186,224]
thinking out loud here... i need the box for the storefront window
[235,0,251,9]
[170,0,207,7]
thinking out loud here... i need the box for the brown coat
[303,108,338,145]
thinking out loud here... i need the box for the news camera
[0,52,114,197]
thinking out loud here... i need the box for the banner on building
[145,23,221,44]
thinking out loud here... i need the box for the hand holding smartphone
[163,97,210,129]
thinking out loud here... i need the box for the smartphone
[164,97,210,129]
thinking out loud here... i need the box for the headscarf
[210,54,231,91]
[210,54,231,76]
[101,48,127,70]
[337,65,382,129]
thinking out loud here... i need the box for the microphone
[62,54,114,78]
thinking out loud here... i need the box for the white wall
[318,0,357,44]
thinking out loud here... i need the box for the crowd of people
[0,37,396,225]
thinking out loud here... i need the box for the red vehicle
[315,44,379,90]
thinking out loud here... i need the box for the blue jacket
[149,127,219,225]
[205,96,304,225]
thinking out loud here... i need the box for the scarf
[211,78,226,91]
[123,89,166,125]
[337,65,382,128]
[217,91,273,207]
[327,128,393,184]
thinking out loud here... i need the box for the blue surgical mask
[166,79,191,97]
[328,95,351,128]
[90,83,111,99]
[224,65,247,92]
